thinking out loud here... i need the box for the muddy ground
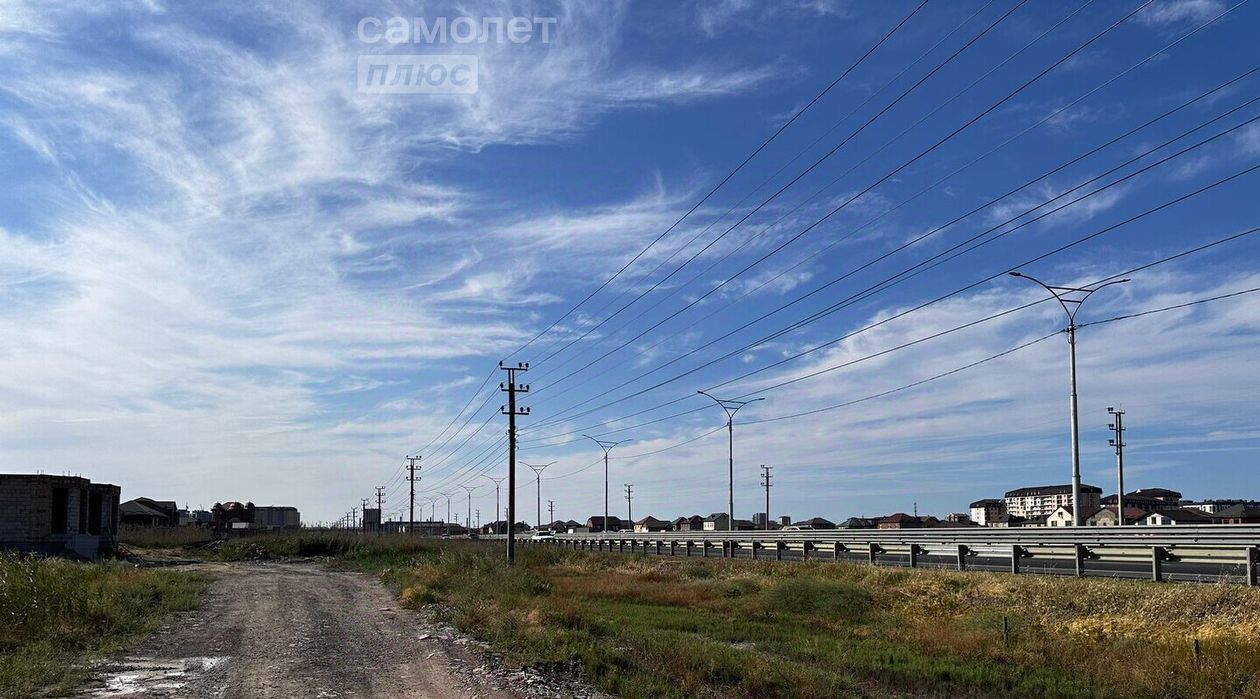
[77,561,606,699]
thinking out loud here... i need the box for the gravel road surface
[79,561,590,699]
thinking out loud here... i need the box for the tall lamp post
[583,435,628,532]
[482,475,506,533]
[1009,271,1128,526]
[460,485,475,535]
[698,390,764,531]
[522,461,555,530]
[441,491,453,536]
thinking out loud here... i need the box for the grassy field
[211,533,1260,699]
[0,553,207,699]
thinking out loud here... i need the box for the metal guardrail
[524,526,1260,584]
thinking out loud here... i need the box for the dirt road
[80,562,550,699]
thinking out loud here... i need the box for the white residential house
[1139,509,1213,526]
[702,513,730,531]
[1045,506,1103,527]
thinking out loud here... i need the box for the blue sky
[1,0,1257,527]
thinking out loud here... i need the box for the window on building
[88,491,102,535]
[78,490,88,534]
[51,487,68,534]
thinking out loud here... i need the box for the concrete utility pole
[583,435,628,532]
[760,465,772,530]
[522,461,554,530]
[375,487,386,534]
[1009,271,1128,526]
[1108,407,1127,525]
[482,475,505,532]
[624,484,633,525]
[460,485,475,535]
[500,361,530,564]
[475,508,480,530]
[442,492,453,536]
[360,498,369,531]
[406,455,421,532]
[548,500,555,529]
[698,390,764,530]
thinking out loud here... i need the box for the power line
[528,0,1005,385]
[575,283,1258,470]
[528,0,1029,375]
[524,0,1159,402]
[525,223,1260,444]
[528,0,1095,389]
[541,59,1260,408]
[522,123,1260,441]
[500,0,934,363]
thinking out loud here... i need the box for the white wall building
[968,499,1005,526]
[1004,484,1102,519]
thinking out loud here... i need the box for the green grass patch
[207,533,1260,698]
[0,553,207,698]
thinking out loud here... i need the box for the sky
[0,0,1257,527]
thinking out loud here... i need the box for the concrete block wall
[0,475,122,559]
[0,475,36,540]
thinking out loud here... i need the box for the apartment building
[1003,483,1102,519]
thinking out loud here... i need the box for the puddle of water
[84,656,229,696]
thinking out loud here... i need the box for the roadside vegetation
[0,552,207,699]
[210,532,1260,698]
[118,525,218,549]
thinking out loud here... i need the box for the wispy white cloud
[1136,0,1227,27]
[0,0,777,517]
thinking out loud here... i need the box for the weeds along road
[79,561,520,699]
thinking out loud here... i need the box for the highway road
[540,525,1260,584]
[580,544,1251,583]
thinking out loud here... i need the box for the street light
[697,390,765,531]
[583,435,629,533]
[521,461,556,530]
[441,491,453,536]
[460,485,475,535]
[1009,271,1128,526]
[482,475,506,533]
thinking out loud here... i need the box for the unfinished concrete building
[0,474,121,559]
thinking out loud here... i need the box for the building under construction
[0,474,121,559]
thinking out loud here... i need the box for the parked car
[531,531,555,541]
